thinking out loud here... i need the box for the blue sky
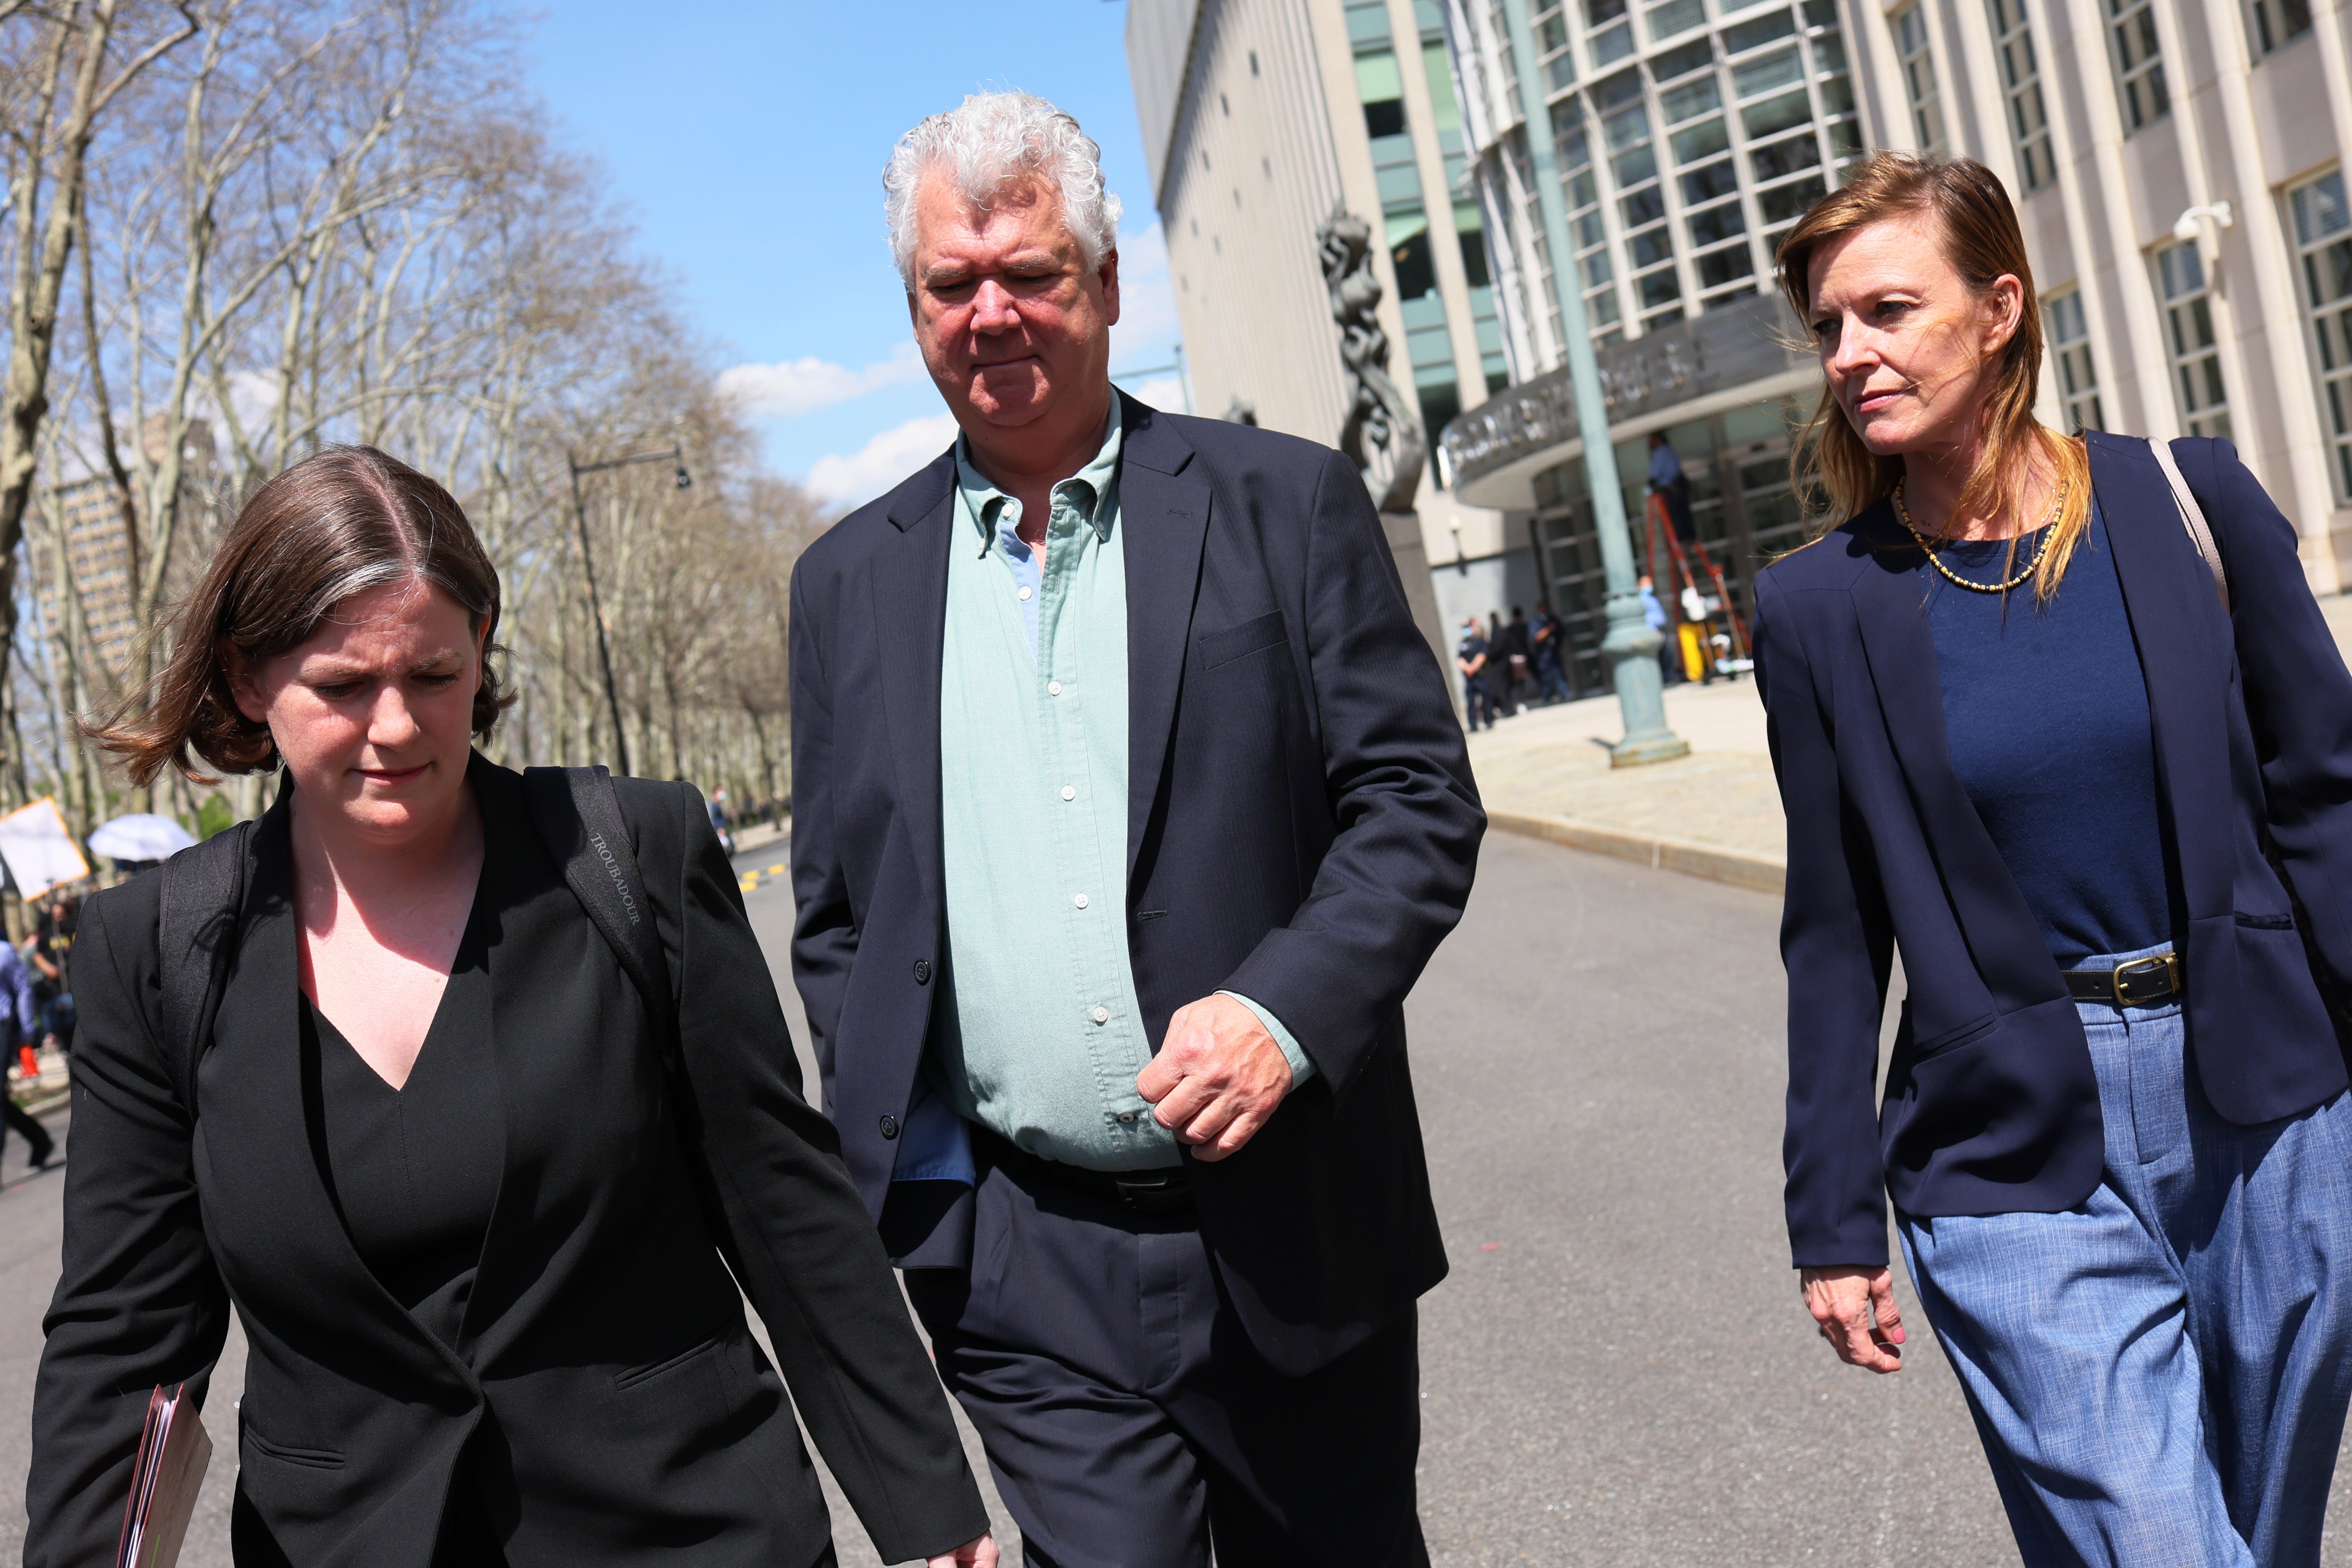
[521,1,1183,506]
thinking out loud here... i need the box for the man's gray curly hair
[884,91,1123,290]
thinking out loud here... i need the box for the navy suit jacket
[787,393,1484,1375]
[1756,434,2352,1269]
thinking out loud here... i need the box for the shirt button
[1061,786,1076,801]
[1018,586,1033,601]
[1073,893,1089,909]
[1117,1112,1137,1124]
[913,959,932,984]
[1093,1006,1110,1023]
[1047,681,1063,696]
[879,1113,900,1141]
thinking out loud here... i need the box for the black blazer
[787,394,1484,1377]
[27,757,985,1566]
[1757,434,2352,1270]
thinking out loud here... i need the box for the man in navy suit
[787,92,1482,1566]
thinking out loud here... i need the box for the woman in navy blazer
[1758,156,2352,1566]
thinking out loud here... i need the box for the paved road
[2,833,2351,1564]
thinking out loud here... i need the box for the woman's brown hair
[95,445,510,785]
[1774,153,2090,596]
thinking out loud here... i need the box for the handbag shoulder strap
[2147,435,2230,611]
[522,765,678,1072]
[156,819,254,1118]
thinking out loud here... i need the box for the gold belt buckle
[2110,952,2179,1007]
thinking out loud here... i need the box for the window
[1388,208,1439,300]
[1508,132,1565,356]
[1645,0,1704,41]
[1358,49,1408,140]
[1490,0,1521,103]
[1585,0,1634,66]
[1893,4,1944,153]
[1553,105,1621,335]
[2108,0,2167,132]
[2044,290,2103,432]
[1598,90,1678,328]
[2157,242,2229,439]
[1531,2,1576,93]
[2249,0,2313,55]
[1988,0,2054,191]
[2292,171,2352,499]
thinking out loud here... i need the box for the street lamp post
[1494,0,1688,766]
[565,443,692,778]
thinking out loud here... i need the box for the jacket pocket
[245,1428,347,1470]
[1197,611,1287,670]
[1907,1011,2000,1062]
[615,1334,723,1391]
[2235,910,2297,931]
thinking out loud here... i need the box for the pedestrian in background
[789,90,1482,1567]
[1501,606,1533,710]
[0,936,55,1173]
[1530,599,1574,704]
[28,446,992,1566]
[1458,616,1497,730]
[1639,574,1680,685]
[1485,610,1516,716]
[30,893,77,1054]
[1649,430,1696,543]
[1759,153,2352,1566]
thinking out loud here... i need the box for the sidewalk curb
[1485,809,1786,897]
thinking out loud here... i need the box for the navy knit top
[1919,503,2175,965]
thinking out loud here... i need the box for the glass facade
[1526,400,1804,690]
[1485,0,1857,365]
[2157,241,2230,440]
[1450,0,1857,686]
[2292,170,2352,501]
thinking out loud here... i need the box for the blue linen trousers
[1898,947,2352,1567]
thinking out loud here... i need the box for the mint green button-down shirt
[926,401,1310,1172]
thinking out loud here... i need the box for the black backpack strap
[523,766,679,1070]
[156,820,254,1117]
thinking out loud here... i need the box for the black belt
[2064,951,2184,1008]
[977,1128,1193,1215]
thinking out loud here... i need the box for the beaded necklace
[1894,477,2069,594]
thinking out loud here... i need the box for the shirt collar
[954,396,1124,549]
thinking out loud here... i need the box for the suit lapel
[2090,431,2233,922]
[877,453,956,899]
[1117,395,1213,877]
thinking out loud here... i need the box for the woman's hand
[1801,1265,1906,1373]
[929,1532,999,1567]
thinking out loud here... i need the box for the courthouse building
[1126,0,1526,636]
[1440,0,2352,687]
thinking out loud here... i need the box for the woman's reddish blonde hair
[1774,152,2089,592]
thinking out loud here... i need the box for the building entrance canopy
[1441,294,1816,510]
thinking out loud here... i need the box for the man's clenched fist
[1136,994,1297,1162]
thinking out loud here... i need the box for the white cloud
[719,340,927,420]
[805,412,959,507]
[1130,374,1186,412]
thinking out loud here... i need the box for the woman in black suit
[1759,157,2352,1564]
[29,447,995,1566]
